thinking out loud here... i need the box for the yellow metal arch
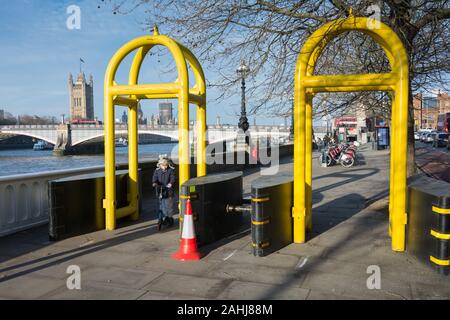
[103,27,206,230]
[293,15,409,251]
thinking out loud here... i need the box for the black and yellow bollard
[251,174,293,257]
[407,175,450,276]
[430,197,450,275]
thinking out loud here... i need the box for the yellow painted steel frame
[293,16,409,251]
[103,29,206,230]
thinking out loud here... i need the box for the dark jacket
[152,167,176,188]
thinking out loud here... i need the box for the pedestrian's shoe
[162,217,169,226]
[168,217,174,227]
[157,219,163,231]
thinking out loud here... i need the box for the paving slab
[204,248,301,269]
[42,282,147,300]
[136,253,221,276]
[144,273,232,299]
[71,249,149,269]
[0,274,65,299]
[301,271,412,300]
[276,243,328,258]
[138,291,206,300]
[80,266,163,290]
[217,280,310,300]
[410,282,450,300]
[206,261,306,286]
[306,289,364,300]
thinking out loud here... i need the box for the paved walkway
[415,143,450,182]
[0,146,448,300]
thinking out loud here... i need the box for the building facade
[69,72,94,121]
[158,102,173,125]
[412,92,449,130]
[138,103,147,125]
[330,103,376,144]
[437,92,450,114]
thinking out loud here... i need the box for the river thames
[0,143,178,177]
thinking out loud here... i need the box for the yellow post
[197,104,207,177]
[391,75,409,251]
[305,93,313,232]
[293,15,409,251]
[179,42,207,177]
[178,78,190,190]
[103,28,207,230]
[293,84,307,243]
[104,94,116,231]
[388,93,396,237]
[128,101,139,221]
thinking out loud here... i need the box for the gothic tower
[69,72,94,121]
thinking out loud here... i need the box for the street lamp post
[289,95,294,140]
[236,60,250,135]
[282,91,294,141]
[419,92,423,129]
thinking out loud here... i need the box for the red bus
[70,119,102,125]
[437,112,450,132]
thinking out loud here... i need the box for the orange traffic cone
[172,199,201,261]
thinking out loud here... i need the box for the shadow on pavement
[0,214,170,283]
[258,200,388,299]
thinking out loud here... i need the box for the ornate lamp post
[282,91,294,141]
[236,60,250,133]
[289,95,294,140]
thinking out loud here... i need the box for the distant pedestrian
[323,134,330,146]
[317,137,324,152]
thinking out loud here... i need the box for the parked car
[414,132,420,140]
[426,132,437,143]
[419,132,426,142]
[432,133,449,148]
[420,131,432,142]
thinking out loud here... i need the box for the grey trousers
[161,197,175,218]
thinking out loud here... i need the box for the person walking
[152,157,176,230]
[323,134,330,147]
[317,137,324,152]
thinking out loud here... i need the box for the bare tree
[16,115,56,125]
[104,0,450,175]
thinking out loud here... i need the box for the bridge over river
[0,124,291,155]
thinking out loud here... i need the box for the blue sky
[0,0,286,125]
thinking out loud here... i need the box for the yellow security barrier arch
[103,27,206,230]
[293,14,409,251]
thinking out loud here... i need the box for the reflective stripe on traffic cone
[172,199,201,261]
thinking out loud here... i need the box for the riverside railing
[0,166,105,237]
[0,143,292,238]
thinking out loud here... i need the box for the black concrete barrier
[407,174,450,275]
[251,174,293,256]
[48,169,141,241]
[46,143,292,241]
[179,172,249,247]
